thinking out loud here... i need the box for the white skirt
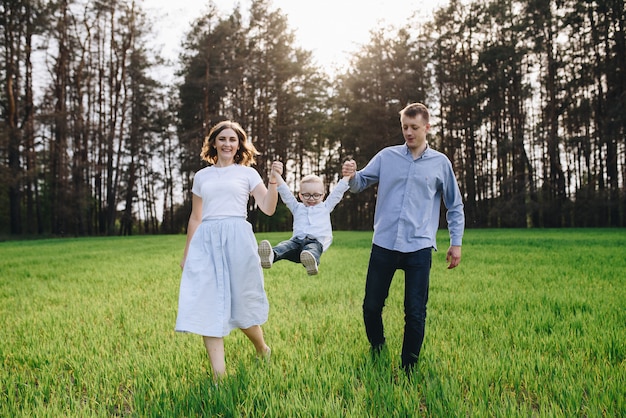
[175,217,269,337]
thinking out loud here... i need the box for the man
[342,102,465,374]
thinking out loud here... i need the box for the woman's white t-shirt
[192,164,262,220]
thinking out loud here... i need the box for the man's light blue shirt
[348,144,464,252]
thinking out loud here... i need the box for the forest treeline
[1,0,624,237]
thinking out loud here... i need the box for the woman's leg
[203,336,226,380]
[241,325,271,359]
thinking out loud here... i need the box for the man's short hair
[400,103,430,123]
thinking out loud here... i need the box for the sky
[142,0,449,76]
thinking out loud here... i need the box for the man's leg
[363,244,398,352]
[400,247,432,373]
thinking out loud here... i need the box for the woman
[175,120,282,381]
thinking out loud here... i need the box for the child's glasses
[301,193,323,200]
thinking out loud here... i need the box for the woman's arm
[180,193,203,269]
[251,161,283,216]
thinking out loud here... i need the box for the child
[258,169,353,275]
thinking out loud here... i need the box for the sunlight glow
[142,0,448,74]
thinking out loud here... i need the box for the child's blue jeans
[273,236,323,265]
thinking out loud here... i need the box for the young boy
[258,170,352,275]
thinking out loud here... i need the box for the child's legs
[302,238,323,264]
[273,238,304,263]
[202,336,226,380]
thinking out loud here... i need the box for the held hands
[342,159,357,179]
[270,160,283,183]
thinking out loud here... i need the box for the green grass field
[1,229,624,417]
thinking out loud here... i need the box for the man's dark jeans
[363,244,432,371]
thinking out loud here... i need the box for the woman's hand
[270,160,283,181]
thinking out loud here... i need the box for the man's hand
[446,245,462,269]
[342,159,356,178]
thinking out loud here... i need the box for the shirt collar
[403,142,430,159]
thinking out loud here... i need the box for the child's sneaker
[259,240,274,269]
[300,250,318,275]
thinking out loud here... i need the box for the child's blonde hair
[300,174,324,187]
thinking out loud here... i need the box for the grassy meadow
[1,229,625,417]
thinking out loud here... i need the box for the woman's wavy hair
[200,120,260,166]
